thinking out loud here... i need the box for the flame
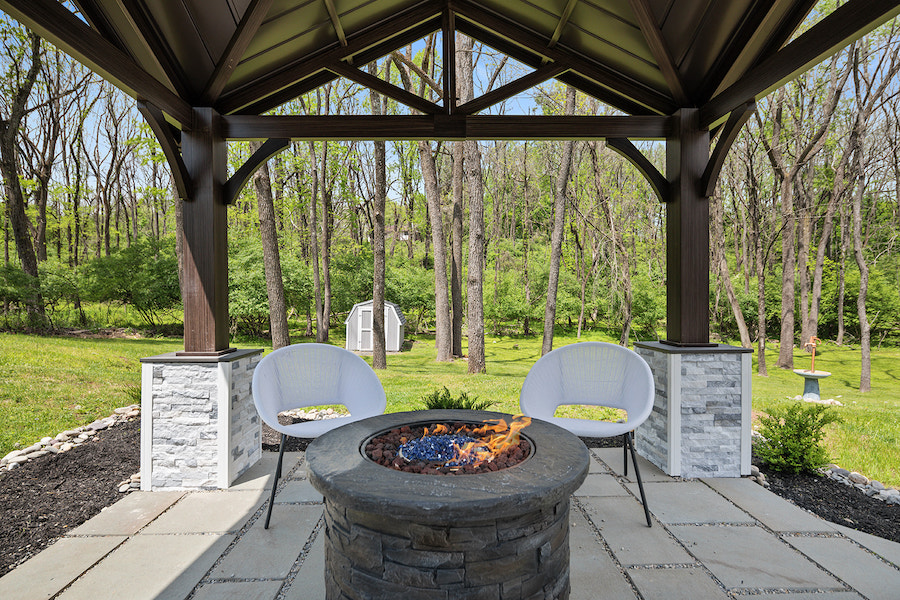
[453,415,532,466]
[424,423,450,437]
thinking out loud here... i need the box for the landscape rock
[848,472,869,485]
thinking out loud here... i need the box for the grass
[2,329,898,488]
[751,340,900,488]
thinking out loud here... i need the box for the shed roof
[346,300,407,325]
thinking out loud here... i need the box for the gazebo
[2,0,898,488]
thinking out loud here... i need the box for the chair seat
[273,414,364,439]
[538,416,634,438]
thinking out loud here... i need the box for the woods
[2,17,900,389]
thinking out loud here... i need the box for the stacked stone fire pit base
[306,410,589,600]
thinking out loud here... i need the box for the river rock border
[0,405,142,492]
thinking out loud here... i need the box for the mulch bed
[1,419,897,576]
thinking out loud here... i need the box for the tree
[249,140,290,349]
[369,60,387,369]
[541,86,576,355]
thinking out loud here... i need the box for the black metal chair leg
[622,433,629,477]
[265,433,287,529]
[626,431,652,527]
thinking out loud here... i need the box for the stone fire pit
[306,409,590,600]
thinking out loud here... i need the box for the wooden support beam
[606,138,670,203]
[179,108,232,355]
[453,0,677,115]
[224,138,290,204]
[665,108,713,346]
[701,101,756,197]
[222,114,673,140]
[0,0,194,126]
[217,2,441,114]
[443,8,457,114]
[203,0,276,103]
[700,0,900,127]
[328,62,441,114]
[323,0,348,47]
[137,100,191,199]
[457,63,567,114]
[549,0,579,49]
[627,0,689,104]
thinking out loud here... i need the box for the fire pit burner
[399,433,485,464]
[306,410,589,600]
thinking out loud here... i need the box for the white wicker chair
[251,343,386,527]
[519,341,654,526]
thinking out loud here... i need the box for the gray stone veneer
[140,349,263,490]
[633,342,752,478]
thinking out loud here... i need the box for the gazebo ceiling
[3,0,899,131]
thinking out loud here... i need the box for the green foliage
[755,402,842,474]
[419,386,495,411]
[81,237,180,327]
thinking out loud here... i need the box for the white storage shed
[345,300,406,352]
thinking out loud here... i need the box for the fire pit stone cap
[305,409,589,523]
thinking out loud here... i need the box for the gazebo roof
[3,0,899,130]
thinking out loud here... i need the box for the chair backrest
[519,342,654,433]
[251,343,386,434]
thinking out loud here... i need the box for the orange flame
[424,423,451,437]
[453,415,532,466]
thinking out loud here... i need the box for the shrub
[755,402,841,474]
[420,387,494,411]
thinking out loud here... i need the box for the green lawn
[2,330,898,488]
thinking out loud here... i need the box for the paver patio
[2,449,898,600]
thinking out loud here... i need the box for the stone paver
[230,452,303,491]
[275,478,324,504]
[68,491,184,536]
[140,490,265,534]
[579,497,694,566]
[702,477,836,532]
[210,504,322,580]
[669,525,842,590]
[785,535,900,600]
[569,507,637,600]
[0,536,126,600]
[633,481,754,524]
[575,473,630,497]
[751,593,863,599]
[57,534,233,600]
[627,567,730,600]
[283,527,326,600]
[593,447,672,482]
[587,451,611,474]
[832,523,900,567]
[192,581,283,600]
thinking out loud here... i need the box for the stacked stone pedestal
[140,349,262,490]
[633,342,752,478]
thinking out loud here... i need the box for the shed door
[358,307,373,351]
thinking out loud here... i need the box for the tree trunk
[541,86,577,356]
[250,141,290,349]
[0,31,45,326]
[420,141,452,361]
[369,61,387,369]
[307,143,325,342]
[852,146,871,392]
[450,141,464,357]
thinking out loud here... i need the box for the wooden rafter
[232,20,441,116]
[119,0,193,99]
[222,114,673,140]
[203,0,276,104]
[137,100,191,199]
[549,0,579,49]
[323,0,348,47]
[0,0,194,126]
[701,101,755,197]
[453,0,677,115]
[329,61,441,114]
[628,0,688,104]
[443,8,457,114]
[216,2,441,114]
[700,0,900,128]
[606,138,670,203]
[458,63,567,114]
[224,138,290,204]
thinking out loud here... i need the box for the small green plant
[420,387,494,411]
[755,402,842,474]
